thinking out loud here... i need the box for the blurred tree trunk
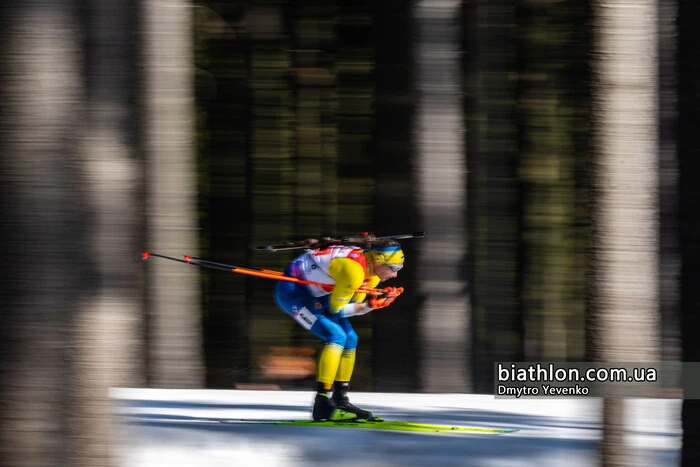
[142,0,205,387]
[0,0,144,465]
[245,0,297,385]
[658,0,680,364]
[72,0,145,463]
[0,3,84,464]
[335,0,374,239]
[289,0,338,238]
[679,1,700,464]
[516,0,589,363]
[193,3,252,388]
[413,0,470,392]
[288,0,340,382]
[590,1,659,465]
[372,0,420,391]
[464,0,523,393]
[335,0,377,389]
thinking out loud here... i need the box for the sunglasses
[387,264,403,272]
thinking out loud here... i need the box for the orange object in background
[258,346,317,380]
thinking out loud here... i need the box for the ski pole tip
[142,251,151,260]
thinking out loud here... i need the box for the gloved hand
[368,287,404,310]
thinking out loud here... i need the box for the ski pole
[142,251,384,296]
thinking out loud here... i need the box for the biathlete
[274,238,405,421]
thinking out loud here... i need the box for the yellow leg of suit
[335,349,356,382]
[317,343,344,389]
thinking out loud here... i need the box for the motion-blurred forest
[195,0,591,393]
[2,0,700,465]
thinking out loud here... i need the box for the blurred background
[1,0,699,465]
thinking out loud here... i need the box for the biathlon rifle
[256,231,425,252]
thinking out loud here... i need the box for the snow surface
[111,389,681,467]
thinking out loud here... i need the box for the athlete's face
[373,262,400,282]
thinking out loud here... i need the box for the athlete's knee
[326,329,348,348]
[344,329,358,350]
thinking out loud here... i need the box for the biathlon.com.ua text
[495,362,659,398]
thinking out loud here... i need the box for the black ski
[256,231,425,252]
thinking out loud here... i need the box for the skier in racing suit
[274,238,405,421]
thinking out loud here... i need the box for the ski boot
[332,382,380,421]
[312,393,357,421]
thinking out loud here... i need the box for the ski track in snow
[112,389,681,467]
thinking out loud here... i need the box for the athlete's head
[367,239,404,281]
